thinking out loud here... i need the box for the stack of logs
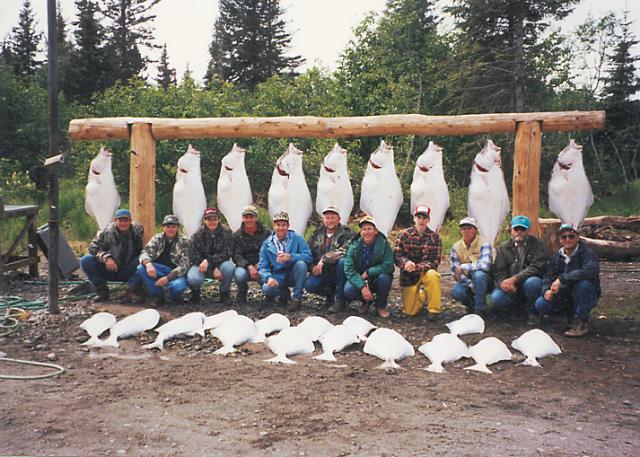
[539,216,640,259]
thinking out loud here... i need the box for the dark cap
[114,209,131,220]
[203,207,219,219]
[162,214,180,226]
[558,223,577,234]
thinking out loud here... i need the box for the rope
[0,357,65,380]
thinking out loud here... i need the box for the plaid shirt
[450,241,492,286]
[394,226,442,286]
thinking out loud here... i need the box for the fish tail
[250,334,266,344]
[376,359,400,370]
[100,335,119,348]
[425,363,445,374]
[265,354,296,364]
[464,363,492,374]
[313,352,337,362]
[142,339,163,350]
[519,357,541,368]
[81,336,102,347]
[214,346,236,356]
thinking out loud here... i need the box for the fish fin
[464,363,492,374]
[142,340,163,350]
[250,334,266,344]
[214,346,236,355]
[81,336,102,347]
[518,357,541,367]
[358,335,368,342]
[100,336,119,348]
[265,354,296,364]
[425,363,445,374]
[376,359,400,370]
[313,352,337,362]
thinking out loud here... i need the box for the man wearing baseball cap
[231,205,271,304]
[393,205,443,321]
[187,207,234,304]
[80,208,145,302]
[450,217,493,315]
[304,205,354,312]
[258,211,313,312]
[344,215,395,318]
[137,214,191,306]
[491,215,547,319]
[533,223,600,337]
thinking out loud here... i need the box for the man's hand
[361,271,368,281]
[248,265,260,281]
[146,263,157,278]
[267,278,279,288]
[550,278,561,294]
[544,289,554,301]
[155,276,169,287]
[276,252,291,263]
[105,258,118,272]
[500,276,517,293]
[312,261,323,276]
[361,285,373,302]
[199,259,209,273]
[404,260,416,273]
[213,267,223,281]
[454,265,463,281]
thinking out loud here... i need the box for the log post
[513,120,542,236]
[129,123,156,243]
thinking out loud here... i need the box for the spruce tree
[155,43,176,89]
[5,0,42,80]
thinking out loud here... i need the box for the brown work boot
[93,284,110,302]
[357,301,370,316]
[279,289,291,307]
[377,307,390,318]
[123,286,144,304]
[190,288,201,304]
[287,298,301,312]
[564,319,588,338]
[328,300,346,313]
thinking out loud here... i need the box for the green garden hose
[0,357,65,380]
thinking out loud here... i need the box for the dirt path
[1,262,639,456]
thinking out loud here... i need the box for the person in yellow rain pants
[393,205,442,321]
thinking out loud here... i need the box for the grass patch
[590,180,640,216]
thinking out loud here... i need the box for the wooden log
[129,123,156,243]
[579,215,640,232]
[581,237,640,260]
[513,121,542,236]
[69,111,605,141]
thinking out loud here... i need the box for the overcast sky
[1,0,638,83]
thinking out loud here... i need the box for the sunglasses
[560,234,577,240]
[512,227,528,232]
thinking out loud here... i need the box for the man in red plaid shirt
[393,205,443,321]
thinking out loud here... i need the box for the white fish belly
[85,179,120,229]
[548,169,593,227]
[410,174,449,231]
[217,172,252,232]
[468,171,509,244]
[173,179,206,237]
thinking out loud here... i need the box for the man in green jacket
[344,215,395,318]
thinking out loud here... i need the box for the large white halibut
[100,309,160,348]
[85,147,120,229]
[211,314,258,355]
[316,143,353,224]
[342,316,376,342]
[143,312,206,350]
[265,326,315,364]
[360,141,403,236]
[297,316,333,342]
[446,314,485,337]
[464,337,512,374]
[468,140,510,245]
[363,328,415,370]
[418,333,470,373]
[80,312,116,347]
[410,141,450,231]
[251,313,290,343]
[511,329,562,367]
[217,143,253,232]
[173,144,207,237]
[548,139,594,228]
[268,143,313,235]
[314,324,360,362]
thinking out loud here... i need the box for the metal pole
[47,0,60,314]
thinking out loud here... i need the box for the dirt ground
[1,260,639,457]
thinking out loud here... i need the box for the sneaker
[357,301,370,316]
[287,298,301,312]
[526,312,540,326]
[190,289,202,304]
[377,308,390,318]
[328,300,346,313]
[564,319,588,338]
[93,285,110,302]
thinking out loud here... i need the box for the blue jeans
[344,273,392,309]
[261,260,308,300]
[234,266,263,293]
[534,280,598,322]
[187,260,235,293]
[450,270,492,312]
[304,258,346,302]
[136,263,188,299]
[490,276,542,312]
[80,254,141,288]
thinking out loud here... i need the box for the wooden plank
[69,111,605,141]
[513,121,542,236]
[129,123,156,243]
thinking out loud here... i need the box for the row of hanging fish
[85,139,593,240]
[80,311,561,373]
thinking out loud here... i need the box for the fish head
[415,141,443,173]
[368,140,394,170]
[89,147,113,177]
[473,140,502,173]
[322,142,347,177]
[275,143,303,177]
[556,139,583,172]
[221,143,246,172]
[176,144,202,176]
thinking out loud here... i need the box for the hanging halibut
[173,144,207,237]
[316,143,354,224]
[548,139,594,228]
[85,147,121,229]
[468,140,510,245]
[268,143,313,235]
[359,141,403,236]
[410,141,450,231]
[217,143,253,232]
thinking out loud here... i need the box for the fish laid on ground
[313,324,360,362]
[100,309,161,348]
[410,141,450,232]
[199,310,239,336]
[467,140,510,245]
[265,326,315,364]
[211,314,258,355]
[268,143,313,235]
[446,314,485,337]
[173,144,207,237]
[80,312,117,347]
[85,147,120,229]
[548,139,594,228]
[297,316,333,342]
[217,143,253,232]
[251,313,290,343]
[341,315,376,342]
[511,329,562,367]
[359,140,403,236]
[464,337,512,374]
[418,333,470,374]
[316,143,353,224]
[143,312,206,350]
[363,328,415,370]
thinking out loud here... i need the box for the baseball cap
[414,205,431,217]
[511,215,530,230]
[114,209,131,220]
[459,216,478,228]
[162,214,180,226]
[273,211,289,222]
[242,205,258,217]
[358,215,377,229]
[322,205,340,215]
[203,207,219,219]
[558,223,577,234]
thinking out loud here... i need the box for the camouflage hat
[358,214,377,229]
[162,214,181,226]
[242,205,258,217]
[272,211,289,222]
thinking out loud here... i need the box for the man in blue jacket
[533,223,601,337]
[258,211,313,312]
